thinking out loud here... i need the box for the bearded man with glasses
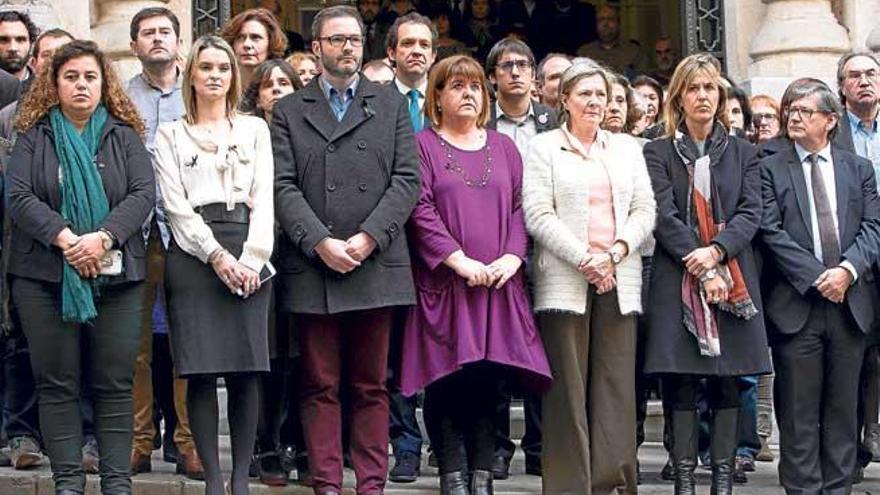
[271,6,420,495]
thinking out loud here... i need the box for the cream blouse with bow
[152,113,274,272]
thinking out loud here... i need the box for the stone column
[745,0,850,99]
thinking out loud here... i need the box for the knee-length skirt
[166,220,271,377]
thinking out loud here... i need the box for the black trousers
[493,382,541,461]
[425,363,500,474]
[12,278,144,493]
[773,299,865,495]
[0,314,39,442]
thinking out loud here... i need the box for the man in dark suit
[381,11,436,483]
[484,37,556,480]
[271,6,421,495]
[833,51,880,481]
[760,78,880,495]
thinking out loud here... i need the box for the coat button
[327,144,336,152]
[327,222,334,231]
[358,183,367,191]
[389,223,398,233]
[327,183,336,192]
[357,141,367,150]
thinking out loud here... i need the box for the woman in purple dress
[400,55,552,495]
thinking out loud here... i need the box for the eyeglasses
[785,106,828,120]
[753,112,778,123]
[319,35,364,48]
[846,69,879,82]
[497,60,533,73]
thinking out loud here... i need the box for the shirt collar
[559,124,608,159]
[394,77,427,98]
[495,100,535,123]
[138,67,183,94]
[795,141,832,164]
[847,108,879,133]
[320,75,360,101]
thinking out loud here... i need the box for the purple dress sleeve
[409,133,463,270]
[500,134,528,260]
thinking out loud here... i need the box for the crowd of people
[0,1,876,495]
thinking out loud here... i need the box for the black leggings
[424,363,502,474]
[663,374,740,411]
[187,373,260,495]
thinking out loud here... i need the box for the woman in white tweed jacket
[522,62,656,495]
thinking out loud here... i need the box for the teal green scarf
[50,104,110,323]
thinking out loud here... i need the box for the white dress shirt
[795,142,858,281]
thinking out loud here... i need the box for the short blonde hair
[182,35,242,125]
[662,53,729,137]
[557,61,612,126]
[424,55,490,129]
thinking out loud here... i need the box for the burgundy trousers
[296,308,392,495]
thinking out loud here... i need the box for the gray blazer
[272,77,420,315]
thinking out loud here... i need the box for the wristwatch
[98,229,116,251]
[608,249,623,265]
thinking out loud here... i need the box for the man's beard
[0,56,25,74]
[141,52,176,66]
[322,53,360,79]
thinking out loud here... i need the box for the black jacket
[644,135,770,376]
[7,115,155,284]
[272,77,420,314]
[759,142,880,335]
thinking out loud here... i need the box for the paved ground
[2,442,880,494]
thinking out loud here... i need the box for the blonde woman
[643,54,770,495]
[152,35,274,495]
[523,61,656,495]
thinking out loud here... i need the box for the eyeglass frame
[497,60,534,73]
[784,105,831,120]
[752,112,779,123]
[318,34,365,48]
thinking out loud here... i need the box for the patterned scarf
[50,104,110,323]
[674,121,758,357]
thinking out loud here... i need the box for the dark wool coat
[643,135,771,376]
[272,77,420,314]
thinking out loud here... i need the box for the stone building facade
[3,0,879,99]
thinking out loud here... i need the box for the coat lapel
[301,81,337,143]
[785,147,814,242]
[328,80,378,143]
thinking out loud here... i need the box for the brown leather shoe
[130,450,152,475]
[176,445,205,480]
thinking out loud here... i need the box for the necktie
[408,89,423,133]
[808,153,841,267]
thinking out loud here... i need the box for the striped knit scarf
[674,122,757,357]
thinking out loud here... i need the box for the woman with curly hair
[7,39,155,495]
[221,8,288,88]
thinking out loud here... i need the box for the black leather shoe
[491,455,510,480]
[55,491,82,495]
[258,452,288,486]
[733,457,748,484]
[388,451,420,483]
[439,471,469,495]
[525,455,541,476]
[470,469,494,495]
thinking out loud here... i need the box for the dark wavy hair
[240,59,302,120]
[16,40,145,137]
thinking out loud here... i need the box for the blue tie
[408,89,423,132]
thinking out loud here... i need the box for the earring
[437,106,442,113]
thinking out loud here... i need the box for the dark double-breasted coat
[643,135,771,376]
[271,77,420,315]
